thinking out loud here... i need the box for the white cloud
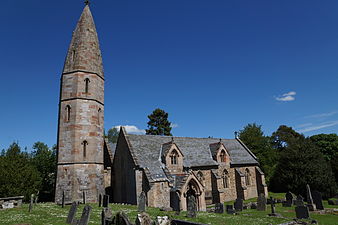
[275,91,296,102]
[296,120,338,133]
[171,123,179,128]
[114,125,146,134]
[305,111,338,119]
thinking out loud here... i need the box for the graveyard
[0,193,337,225]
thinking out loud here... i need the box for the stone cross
[270,197,276,214]
[257,193,266,211]
[187,194,197,218]
[78,205,92,225]
[137,192,147,212]
[66,202,78,224]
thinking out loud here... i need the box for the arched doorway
[184,179,203,211]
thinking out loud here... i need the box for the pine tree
[146,108,172,136]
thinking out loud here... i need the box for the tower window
[82,140,88,159]
[220,150,226,162]
[65,105,71,122]
[84,78,90,94]
[170,150,178,165]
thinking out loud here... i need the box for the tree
[310,134,338,161]
[146,108,172,136]
[0,142,41,201]
[270,129,337,198]
[107,127,119,143]
[31,142,56,202]
[238,123,277,185]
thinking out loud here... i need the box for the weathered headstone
[226,205,236,215]
[306,184,316,211]
[234,198,243,211]
[113,212,132,225]
[29,194,34,213]
[135,212,153,225]
[257,193,266,211]
[66,202,78,224]
[312,191,324,210]
[268,197,281,217]
[285,191,293,206]
[187,195,197,218]
[62,191,65,208]
[101,207,113,225]
[78,205,92,225]
[295,205,310,219]
[156,216,170,225]
[294,195,304,207]
[214,203,224,213]
[138,192,147,212]
[99,194,102,207]
[103,195,109,208]
[2,202,14,209]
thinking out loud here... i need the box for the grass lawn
[0,196,337,225]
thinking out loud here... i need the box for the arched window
[220,150,226,162]
[245,168,251,186]
[170,149,178,165]
[82,140,88,159]
[223,170,229,188]
[84,78,90,94]
[65,105,71,122]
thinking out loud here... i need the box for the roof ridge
[127,133,235,141]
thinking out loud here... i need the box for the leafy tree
[107,127,119,143]
[238,123,277,185]
[31,142,56,202]
[270,130,337,198]
[0,142,41,201]
[310,134,338,161]
[146,108,172,136]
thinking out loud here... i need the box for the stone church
[55,3,268,210]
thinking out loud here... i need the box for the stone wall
[147,181,170,208]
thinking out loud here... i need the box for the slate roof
[124,133,259,182]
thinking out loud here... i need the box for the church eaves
[63,5,104,77]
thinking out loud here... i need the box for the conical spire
[63,5,103,77]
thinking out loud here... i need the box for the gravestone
[268,197,281,217]
[62,191,65,208]
[101,207,113,225]
[156,216,170,225]
[234,198,243,211]
[295,205,310,219]
[29,194,34,213]
[214,203,224,213]
[257,193,266,211]
[285,192,293,206]
[34,191,39,204]
[2,202,14,209]
[306,184,316,211]
[78,205,92,225]
[294,195,304,207]
[187,195,197,218]
[226,205,236,215]
[103,195,109,208]
[135,212,153,225]
[66,202,78,224]
[312,191,324,210]
[99,194,102,207]
[138,192,146,212]
[113,212,132,225]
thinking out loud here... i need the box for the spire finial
[85,0,90,5]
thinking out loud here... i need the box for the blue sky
[1,0,338,150]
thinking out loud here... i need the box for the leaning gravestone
[294,195,304,207]
[306,184,316,211]
[113,212,132,225]
[257,193,266,211]
[78,205,92,225]
[187,195,197,218]
[102,207,113,225]
[66,202,78,224]
[295,205,310,219]
[234,198,243,211]
[312,191,324,210]
[226,205,236,215]
[215,203,224,213]
[138,192,147,212]
[285,191,293,206]
[103,195,109,208]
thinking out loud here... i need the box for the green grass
[0,198,337,225]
